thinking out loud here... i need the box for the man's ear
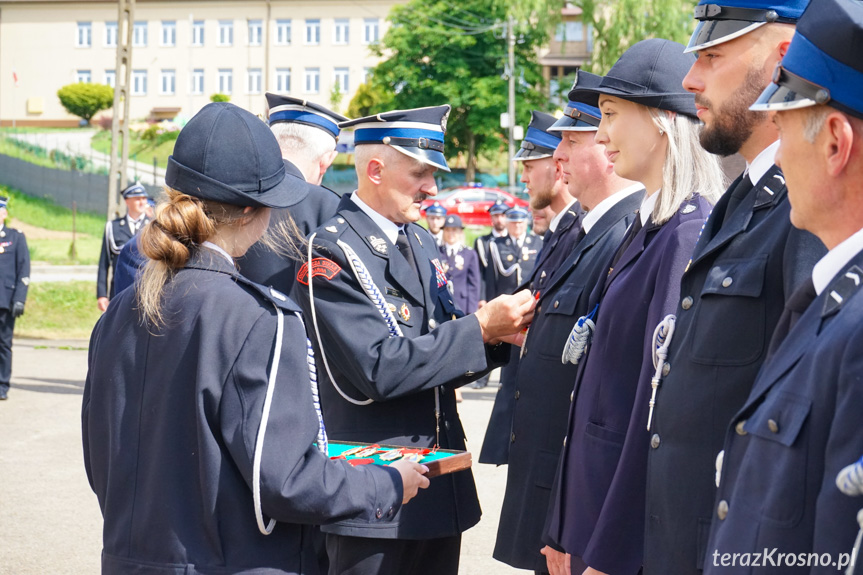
[366,158,384,185]
[320,149,339,175]
[824,111,855,178]
[777,39,791,59]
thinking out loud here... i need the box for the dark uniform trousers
[84,250,403,575]
[479,205,585,466]
[0,226,29,391]
[293,195,511,575]
[238,161,340,293]
[492,194,641,571]
[97,214,149,300]
[704,251,863,574]
[547,195,712,575]
[643,167,826,575]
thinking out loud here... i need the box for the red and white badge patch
[297,258,342,285]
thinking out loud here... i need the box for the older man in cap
[703,0,863,570]
[485,207,541,301]
[96,182,150,311]
[293,105,535,575]
[643,0,826,572]
[425,201,447,246]
[237,94,346,290]
[492,72,644,574]
[0,197,29,401]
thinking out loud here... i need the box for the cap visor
[391,145,450,172]
[685,20,764,53]
[750,82,818,112]
[548,115,598,132]
[513,147,554,161]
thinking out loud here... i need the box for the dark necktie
[722,174,755,226]
[396,228,419,278]
[767,277,817,358]
[609,213,643,271]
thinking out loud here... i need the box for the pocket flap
[701,256,768,298]
[544,284,585,317]
[743,391,811,447]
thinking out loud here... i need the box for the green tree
[579,0,696,74]
[365,0,553,181]
[329,82,344,114]
[56,83,114,125]
[210,93,230,103]
[347,79,393,119]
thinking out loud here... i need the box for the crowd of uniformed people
[77,0,863,573]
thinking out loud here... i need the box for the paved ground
[0,341,520,575]
[30,264,98,283]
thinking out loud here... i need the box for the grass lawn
[14,280,101,340]
[0,137,57,169]
[91,130,175,170]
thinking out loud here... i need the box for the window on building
[248,19,262,46]
[105,69,116,88]
[219,20,234,46]
[161,20,176,46]
[133,21,147,47]
[192,69,205,94]
[305,19,320,45]
[76,22,92,47]
[363,19,379,44]
[248,68,262,94]
[362,67,371,84]
[275,19,291,45]
[334,67,349,93]
[105,22,117,47]
[276,68,291,92]
[334,19,349,44]
[160,69,176,95]
[132,70,147,95]
[192,20,205,46]
[218,69,233,94]
[555,21,583,42]
[76,70,91,84]
[304,67,320,93]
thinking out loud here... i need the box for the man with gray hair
[237,94,347,290]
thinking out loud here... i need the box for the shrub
[210,93,230,103]
[57,83,114,124]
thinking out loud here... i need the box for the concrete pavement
[0,340,521,575]
[30,264,98,283]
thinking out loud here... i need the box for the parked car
[420,184,530,226]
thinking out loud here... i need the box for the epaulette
[319,215,349,237]
[234,273,303,313]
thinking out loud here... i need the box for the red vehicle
[420,185,529,227]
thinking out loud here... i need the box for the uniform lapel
[603,219,653,295]
[407,226,433,305]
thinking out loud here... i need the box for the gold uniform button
[722,277,733,288]
[554,300,560,309]
[735,420,748,436]
[570,390,574,402]
[511,432,516,443]
[717,500,729,520]
[563,436,567,447]
[768,419,779,433]
[429,319,437,330]
[465,371,475,377]
[662,363,670,376]
[514,390,520,400]
[650,434,661,449]
[681,296,693,310]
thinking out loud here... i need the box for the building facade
[0,0,402,126]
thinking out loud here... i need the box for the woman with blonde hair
[82,102,428,575]
[544,39,724,575]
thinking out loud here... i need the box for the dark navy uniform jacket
[547,195,711,575]
[293,194,510,540]
[474,231,504,301]
[0,225,29,311]
[237,162,340,293]
[493,192,641,571]
[439,244,481,314]
[485,233,542,300]
[704,251,863,574]
[479,204,585,466]
[97,214,149,299]
[83,249,403,575]
[644,167,825,575]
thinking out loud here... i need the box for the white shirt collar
[747,140,780,187]
[549,198,579,233]
[350,191,401,244]
[492,228,508,238]
[812,227,863,296]
[582,184,644,234]
[640,190,661,226]
[445,242,462,255]
[202,241,235,266]
[514,233,527,246]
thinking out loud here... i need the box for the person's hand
[97,297,109,312]
[477,300,487,309]
[583,567,608,575]
[388,460,430,504]
[541,546,569,575]
[11,302,24,319]
[474,290,535,343]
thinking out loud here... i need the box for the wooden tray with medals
[326,441,472,478]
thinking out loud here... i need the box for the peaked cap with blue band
[489,199,509,215]
[339,105,452,172]
[266,93,348,140]
[425,202,447,217]
[751,0,863,120]
[505,206,530,221]
[686,0,809,53]
[550,70,603,132]
[121,182,148,199]
[514,111,563,161]
[575,39,698,119]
